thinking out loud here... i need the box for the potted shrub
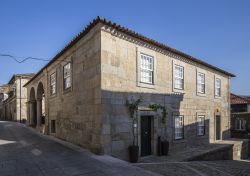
[126,98,142,163]
[149,103,169,156]
[161,140,169,156]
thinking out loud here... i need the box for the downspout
[20,77,22,123]
[45,68,49,134]
[228,77,231,138]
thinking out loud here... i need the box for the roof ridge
[24,16,235,87]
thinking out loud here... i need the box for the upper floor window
[215,78,221,97]
[174,115,184,140]
[197,73,205,94]
[235,119,246,131]
[63,63,71,90]
[197,115,205,136]
[12,86,16,96]
[140,53,154,84]
[50,72,56,95]
[174,65,184,90]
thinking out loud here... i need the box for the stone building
[24,17,235,160]
[0,84,11,120]
[3,74,34,122]
[231,93,250,138]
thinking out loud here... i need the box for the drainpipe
[19,77,22,123]
[45,68,49,134]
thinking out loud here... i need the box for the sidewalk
[137,139,248,164]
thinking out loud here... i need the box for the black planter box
[157,136,162,156]
[129,145,139,163]
[161,141,169,156]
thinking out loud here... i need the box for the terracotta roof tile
[231,93,250,105]
[24,16,235,87]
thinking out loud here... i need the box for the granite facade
[25,21,232,160]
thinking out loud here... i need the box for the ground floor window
[51,120,56,133]
[235,118,246,131]
[174,115,184,140]
[197,115,205,136]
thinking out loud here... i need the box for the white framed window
[50,72,56,95]
[12,86,16,96]
[197,73,205,94]
[197,115,205,136]
[235,119,246,131]
[174,115,184,140]
[174,65,184,90]
[140,53,154,84]
[215,78,221,97]
[63,63,71,90]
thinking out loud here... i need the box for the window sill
[214,95,222,99]
[63,87,72,94]
[173,88,185,94]
[137,82,155,89]
[172,138,186,144]
[197,92,206,97]
[50,93,57,99]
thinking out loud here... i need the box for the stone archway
[36,82,45,127]
[29,87,37,126]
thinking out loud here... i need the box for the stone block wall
[100,24,231,160]
[16,78,29,121]
[26,24,103,154]
[25,22,232,161]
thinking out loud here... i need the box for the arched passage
[29,87,37,126]
[36,82,45,126]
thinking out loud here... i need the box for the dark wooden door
[141,116,151,156]
[216,115,221,140]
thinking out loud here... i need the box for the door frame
[137,111,156,157]
[140,116,152,156]
[215,115,221,140]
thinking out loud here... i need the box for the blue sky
[0,0,249,95]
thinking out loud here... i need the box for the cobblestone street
[0,121,250,176]
[136,160,250,176]
[0,121,158,176]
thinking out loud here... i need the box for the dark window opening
[51,120,56,133]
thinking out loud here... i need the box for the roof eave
[24,16,235,87]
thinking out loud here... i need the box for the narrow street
[1,121,250,176]
[0,121,158,176]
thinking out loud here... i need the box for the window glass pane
[65,77,71,89]
[140,53,154,84]
[197,73,205,93]
[235,119,246,130]
[174,116,184,139]
[175,66,183,78]
[50,73,56,94]
[64,63,71,78]
[63,63,71,89]
[215,78,221,96]
[174,65,184,89]
[197,116,205,135]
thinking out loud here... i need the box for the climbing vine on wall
[125,97,142,146]
[148,104,168,123]
[125,98,142,118]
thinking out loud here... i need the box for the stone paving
[1,121,250,176]
[136,160,250,176]
[138,144,231,163]
[0,121,159,176]
[139,139,248,163]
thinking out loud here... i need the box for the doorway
[141,116,152,156]
[215,115,221,140]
